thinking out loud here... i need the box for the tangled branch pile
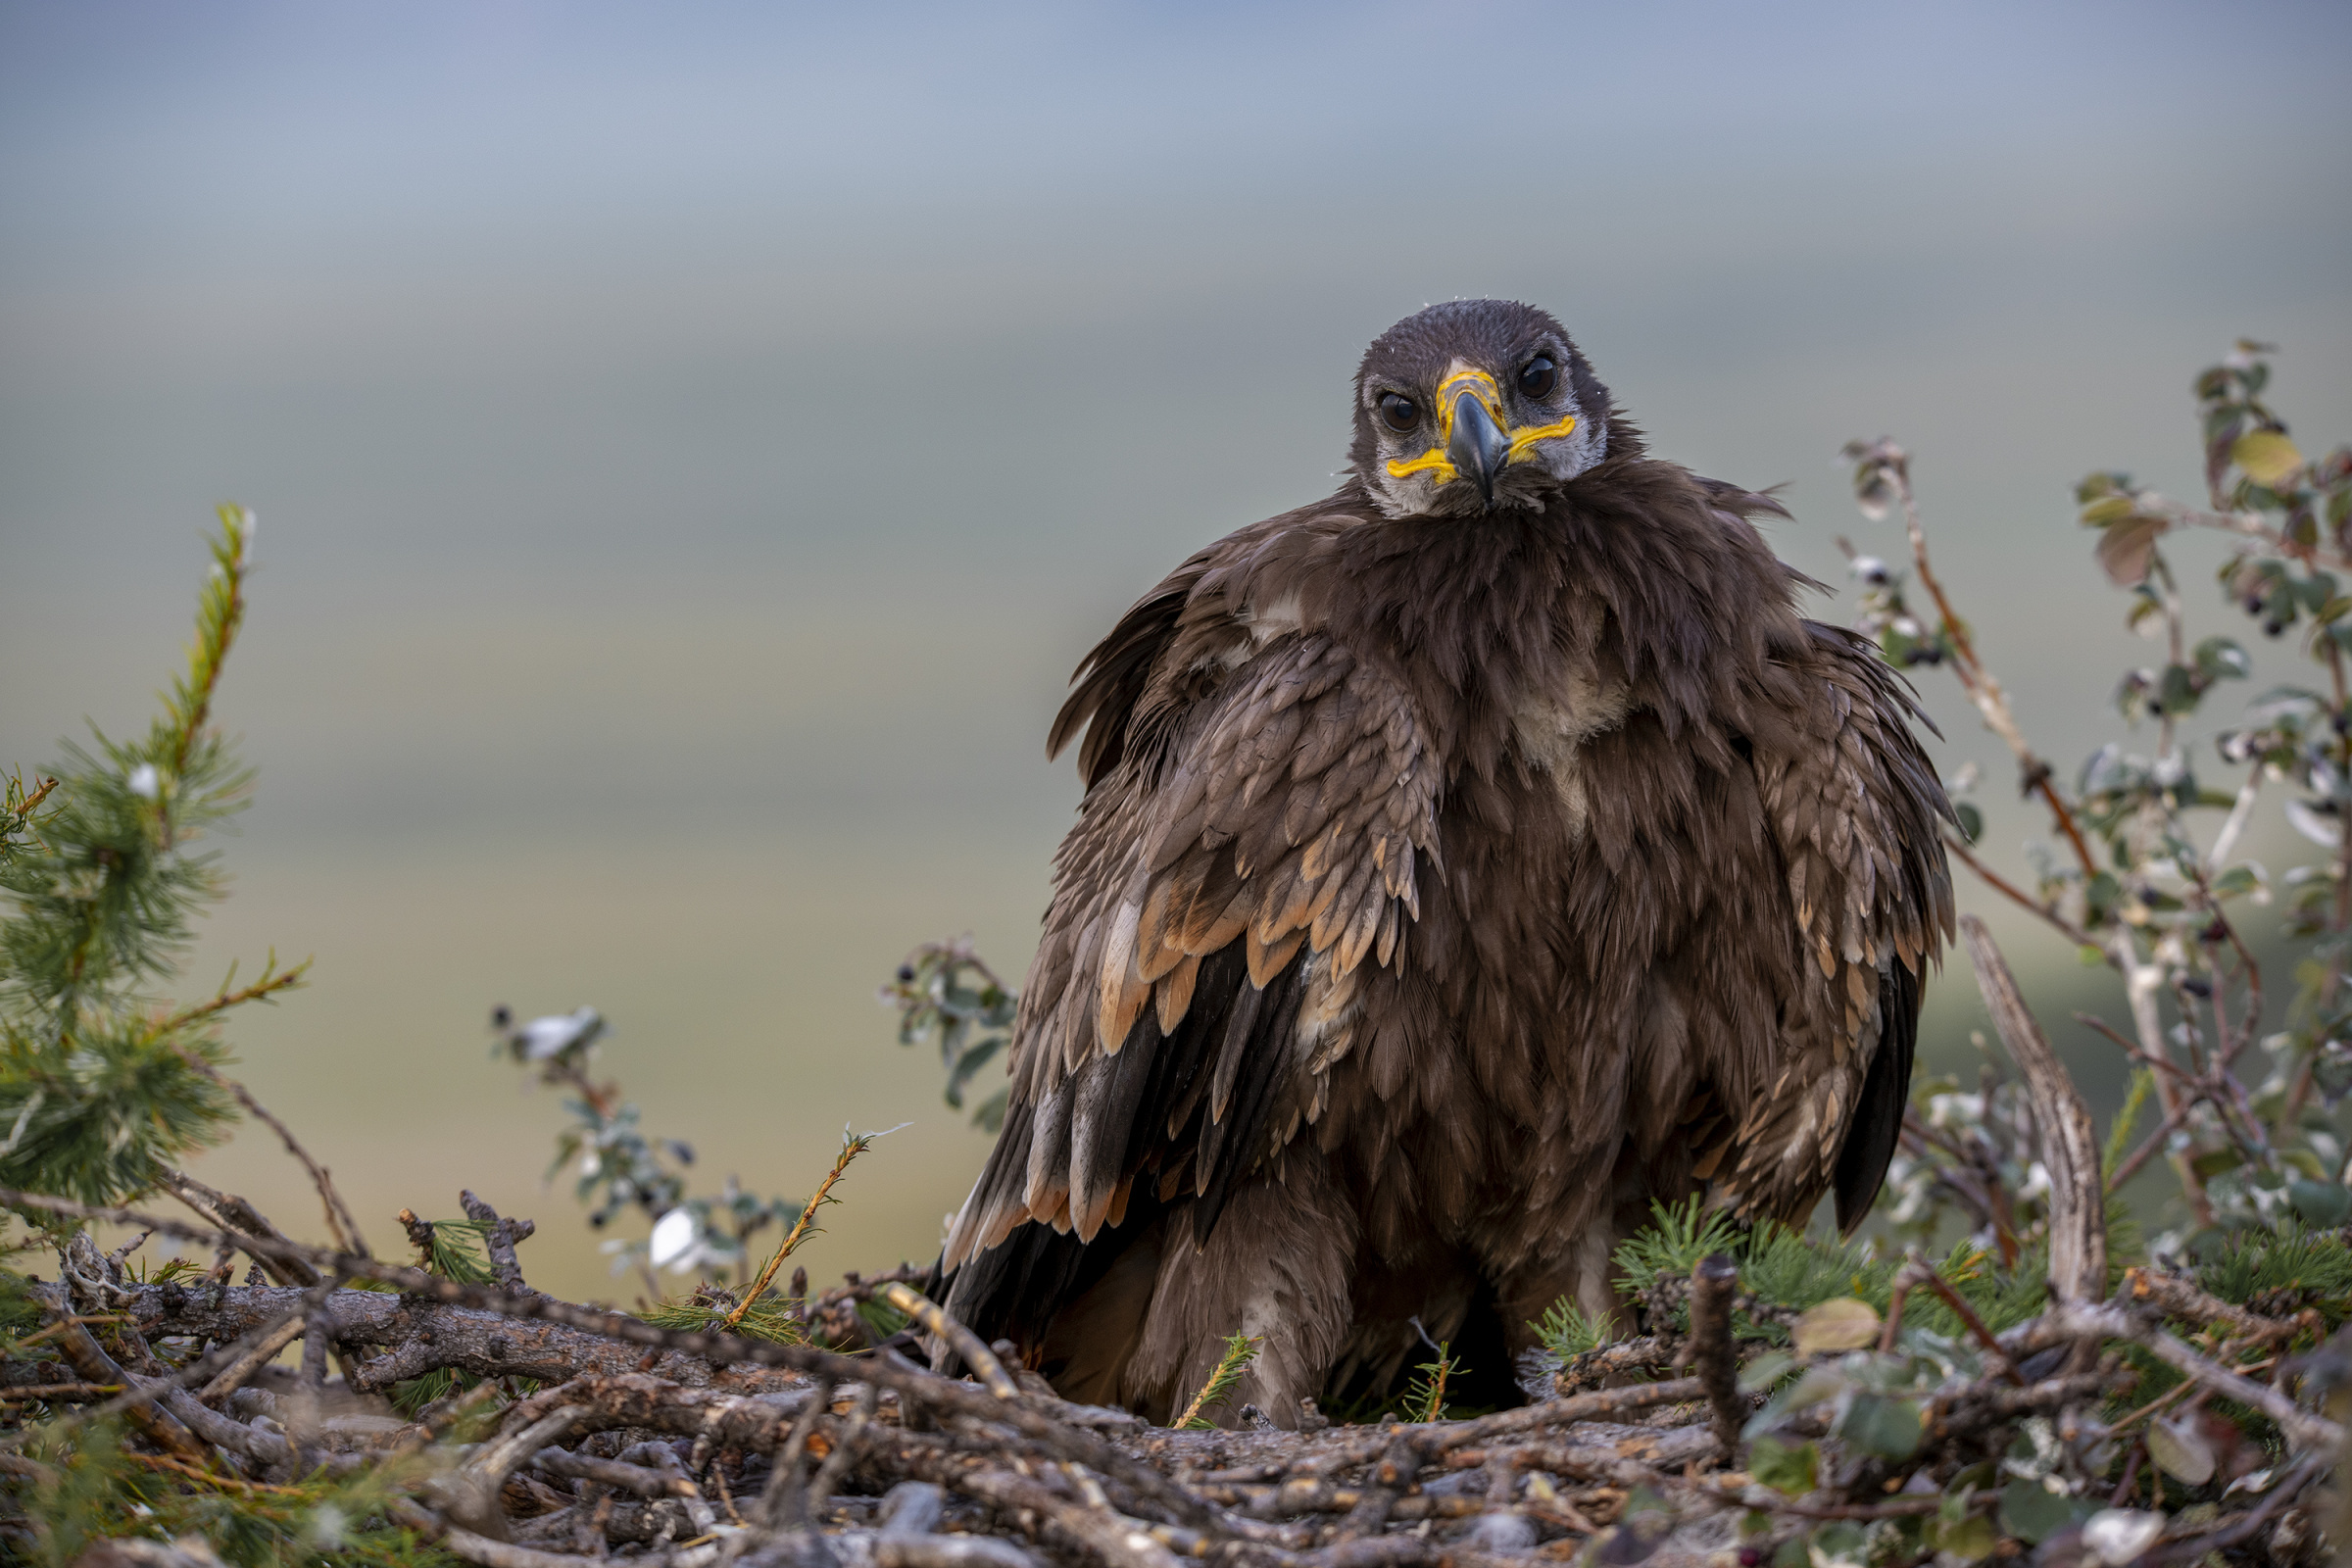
[6,348,2352,1568]
[2,1059,2347,1568]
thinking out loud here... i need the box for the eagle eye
[1378,393,1419,433]
[1518,356,1558,400]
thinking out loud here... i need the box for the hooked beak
[1446,389,1509,506]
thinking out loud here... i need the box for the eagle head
[1349,299,1611,519]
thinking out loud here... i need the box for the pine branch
[1173,1332,1259,1430]
[725,1128,876,1331]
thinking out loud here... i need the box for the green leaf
[2190,1146,2246,1179]
[1926,1512,1998,1563]
[2095,515,2167,587]
[1998,1480,2079,1544]
[1954,802,1984,845]
[1744,1365,1850,1436]
[2147,1414,2215,1485]
[1836,1392,1923,1460]
[2287,1178,2351,1227]
[1811,1523,1869,1566]
[1747,1434,1817,1496]
[1737,1350,1795,1393]
[2192,636,2251,680]
[2212,864,2262,898]
[1790,1297,1880,1354]
[2233,429,2304,487]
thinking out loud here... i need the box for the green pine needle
[1404,1341,1463,1424]
[1174,1331,1260,1429]
[1531,1297,1611,1361]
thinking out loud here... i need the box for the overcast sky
[4,0,2348,1296]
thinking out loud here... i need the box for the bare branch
[1960,916,2105,1305]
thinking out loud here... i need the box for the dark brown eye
[1518,356,1557,400]
[1378,393,1419,433]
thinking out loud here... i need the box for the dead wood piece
[881,1479,948,1535]
[2147,1450,2330,1564]
[32,1288,210,1464]
[873,1534,1041,1568]
[1927,1369,2114,1446]
[9,1185,1229,1539]
[391,1496,720,1568]
[0,1380,122,1402]
[501,1472,570,1518]
[122,1282,809,1396]
[579,1493,701,1545]
[1452,1422,1717,1483]
[438,1402,592,1543]
[156,1169,319,1289]
[1336,1438,1418,1539]
[1198,1477,1488,1525]
[155,1384,296,1471]
[64,1537,224,1568]
[398,1208,437,1261]
[2121,1265,2303,1344]
[1553,1337,1674,1394]
[759,1372,837,1530]
[460,1190,537,1293]
[892,1449,1183,1568]
[1961,916,2105,1308]
[1687,1253,1743,1457]
[196,1315,306,1405]
[1292,1538,1443,1568]
[1428,1376,1707,1452]
[806,1382,877,1524]
[531,1445,698,1497]
[2023,1300,2342,1450]
[881,1281,1017,1399]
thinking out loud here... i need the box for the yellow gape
[1385,366,1579,487]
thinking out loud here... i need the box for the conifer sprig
[724,1127,877,1330]
[1403,1341,1460,1424]
[1174,1330,1259,1429]
[0,775,56,874]
[0,508,275,1207]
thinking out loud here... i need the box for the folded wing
[1730,622,1955,1229]
[944,613,1440,1283]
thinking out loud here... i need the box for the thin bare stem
[1887,459,2096,877]
[158,961,308,1033]
[1946,836,2098,950]
[2107,1096,2200,1192]
[170,1033,366,1258]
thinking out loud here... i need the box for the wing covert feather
[946,627,1439,1269]
[1729,623,1953,1225]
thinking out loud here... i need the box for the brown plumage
[939,300,1953,1425]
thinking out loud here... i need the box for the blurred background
[2,0,2349,1302]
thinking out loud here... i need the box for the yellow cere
[1386,447,1459,484]
[1504,413,1578,463]
[1433,368,1504,437]
[1384,365,1579,484]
